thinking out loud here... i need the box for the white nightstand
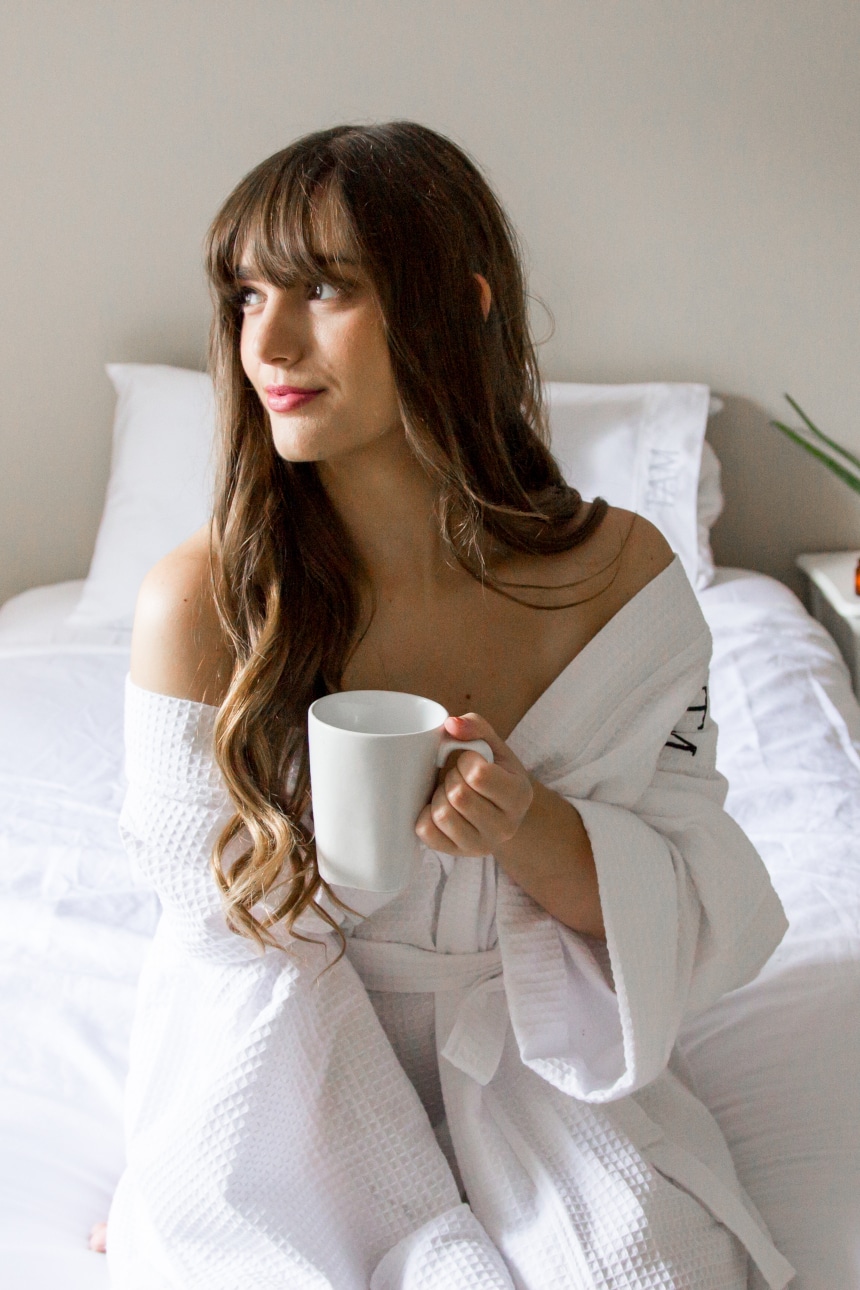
[796,550,860,696]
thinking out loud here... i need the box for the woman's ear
[473,272,492,322]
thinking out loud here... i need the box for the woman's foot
[88,1221,107,1253]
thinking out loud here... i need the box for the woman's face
[238,245,403,466]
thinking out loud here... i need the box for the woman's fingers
[415,808,476,855]
[416,769,522,854]
[417,712,535,857]
[443,713,518,771]
[440,749,508,808]
[417,783,486,854]
[442,764,510,836]
[88,1221,107,1253]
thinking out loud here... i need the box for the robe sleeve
[118,679,262,964]
[496,667,790,1103]
[111,678,514,1288]
[119,677,395,962]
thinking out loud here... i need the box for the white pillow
[545,382,712,588]
[0,579,132,649]
[68,366,719,628]
[66,364,215,628]
[696,438,724,591]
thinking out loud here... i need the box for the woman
[104,122,795,1288]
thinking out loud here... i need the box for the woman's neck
[317,429,456,594]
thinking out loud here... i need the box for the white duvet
[0,570,858,1289]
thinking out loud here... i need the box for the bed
[1,371,857,1289]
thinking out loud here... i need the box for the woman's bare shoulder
[129,524,233,706]
[604,507,675,605]
[529,506,674,620]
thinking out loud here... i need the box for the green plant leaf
[783,394,860,472]
[770,420,860,494]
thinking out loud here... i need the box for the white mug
[308,689,494,892]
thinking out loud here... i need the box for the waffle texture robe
[106,557,795,1289]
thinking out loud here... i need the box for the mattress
[0,570,857,1289]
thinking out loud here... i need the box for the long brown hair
[203,122,607,953]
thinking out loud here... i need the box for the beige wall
[1,0,858,605]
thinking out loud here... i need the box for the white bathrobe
[106,557,796,1289]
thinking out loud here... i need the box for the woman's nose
[253,295,306,366]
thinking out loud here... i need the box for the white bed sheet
[683,569,860,1289]
[0,587,144,1289]
[0,572,858,1289]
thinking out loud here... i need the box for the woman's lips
[264,385,324,412]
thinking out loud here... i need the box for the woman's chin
[270,422,403,468]
[269,424,332,464]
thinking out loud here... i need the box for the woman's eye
[238,286,264,309]
[310,280,340,302]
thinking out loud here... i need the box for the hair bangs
[206,158,361,310]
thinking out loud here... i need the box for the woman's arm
[130,523,232,705]
[496,781,604,937]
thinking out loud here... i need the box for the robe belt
[344,939,507,1085]
[345,937,795,1287]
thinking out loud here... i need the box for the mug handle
[436,737,494,768]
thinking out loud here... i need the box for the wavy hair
[203,121,607,953]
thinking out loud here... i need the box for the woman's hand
[416,712,605,938]
[415,713,534,856]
